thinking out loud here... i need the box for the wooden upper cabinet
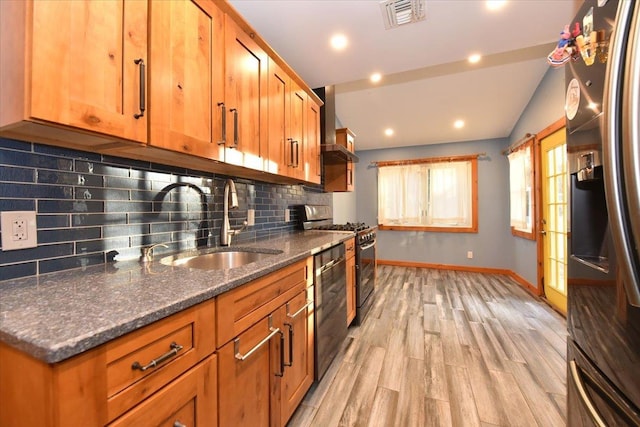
[0,0,148,144]
[223,15,268,171]
[148,0,225,161]
[289,82,307,181]
[305,99,322,184]
[266,58,290,176]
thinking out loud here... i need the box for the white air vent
[379,0,426,30]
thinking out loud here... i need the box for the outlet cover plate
[247,209,255,226]
[1,211,38,250]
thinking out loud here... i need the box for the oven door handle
[360,241,376,251]
[569,360,607,427]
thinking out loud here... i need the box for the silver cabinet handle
[217,102,226,146]
[230,108,239,148]
[569,360,607,427]
[131,342,183,372]
[173,422,186,427]
[286,300,313,319]
[234,322,280,361]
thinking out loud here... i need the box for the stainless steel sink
[160,248,282,270]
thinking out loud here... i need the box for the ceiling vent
[379,0,426,30]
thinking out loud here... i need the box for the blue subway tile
[0,200,36,211]
[39,199,105,214]
[0,165,35,183]
[37,170,103,186]
[72,213,127,227]
[0,262,37,281]
[37,214,70,228]
[34,144,101,161]
[0,138,32,152]
[0,183,73,199]
[38,227,101,244]
[39,252,105,274]
[75,160,130,177]
[0,243,74,264]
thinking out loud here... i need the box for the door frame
[535,117,566,297]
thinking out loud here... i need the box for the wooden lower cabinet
[345,238,356,325]
[0,299,216,427]
[216,258,315,427]
[109,355,217,427]
[276,287,315,426]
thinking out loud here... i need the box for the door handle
[540,230,547,235]
[217,102,226,146]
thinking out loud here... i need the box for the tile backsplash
[0,138,330,281]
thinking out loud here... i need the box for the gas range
[300,206,376,245]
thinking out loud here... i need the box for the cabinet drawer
[216,259,308,347]
[344,238,355,258]
[106,299,216,422]
[109,354,217,427]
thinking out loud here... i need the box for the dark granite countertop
[0,231,353,364]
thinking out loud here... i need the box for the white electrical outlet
[467,251,473,259]
[1,211,38,250]
[284,209,290,222]
[247,209,255,226]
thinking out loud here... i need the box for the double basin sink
[160,247,283,270]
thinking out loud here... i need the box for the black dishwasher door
[314,244,347,381]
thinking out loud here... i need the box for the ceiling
[229,0,578,151]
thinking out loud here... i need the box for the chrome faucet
[221,179,247,246]
[140,243,168,263]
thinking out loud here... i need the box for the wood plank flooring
[287,265,567,427]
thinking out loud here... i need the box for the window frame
[377,154,479,233]
[507,138,536,240]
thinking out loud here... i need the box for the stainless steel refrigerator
[566,0,640,425]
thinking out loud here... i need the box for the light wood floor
[288,265,568,427]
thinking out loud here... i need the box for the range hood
[313,86,359,163]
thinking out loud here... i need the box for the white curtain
[427,161,471,226]
[508,145,532,231]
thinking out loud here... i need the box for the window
[377,155,478,233]
[507,139,535,239]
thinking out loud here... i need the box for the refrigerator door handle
[622,0,640,303]
[602,0,640,306]
[569,360,607,427]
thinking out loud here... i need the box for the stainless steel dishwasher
[314,243,348,381]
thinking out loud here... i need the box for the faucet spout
[221,179,241,246]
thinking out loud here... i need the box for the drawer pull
[173,422,187,427]
[286,300,313,320]
[131,342,184,372]
[235,315,280,361]
[234,327,280,361]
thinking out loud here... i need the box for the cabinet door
[224,16,268,170]
[218,315,282,427]
[305,99,321,184]
[278,288,315,426]
[109,355,217,427]
[266,58,290,175]
[289,82,306,180]
[148,0,225,161]
[29,0,147,142]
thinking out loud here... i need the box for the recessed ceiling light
[468,54,482,64]
[330,34,348,50]
[370,73,382,83]
[486,0,507,11]
[385,128,394,136]
[454,120,465,129]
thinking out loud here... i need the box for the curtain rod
[370,152,486,167]
[501,133,535,155]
